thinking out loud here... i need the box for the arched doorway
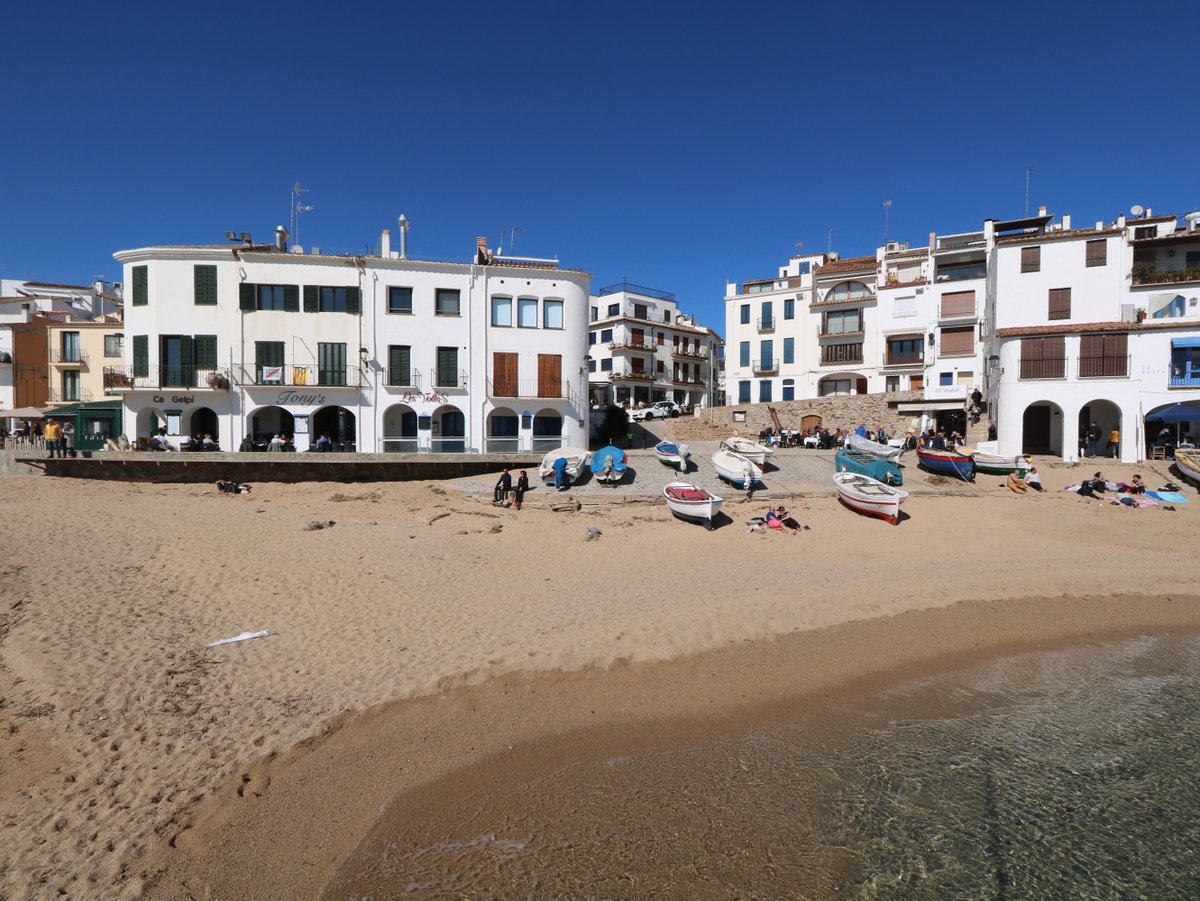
[532,408,563,454]
[432,404,466,453]
[1077,398,1121,459]
[1021,401,1064,456]
[382,403,418,453]
[248,406,295,450]
[312,406,357,452]
[1145,402,1200,458]
[135,406,166,449]
[486,407,519,453]
[190,407,219,442]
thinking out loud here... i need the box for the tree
[601,405,629,446]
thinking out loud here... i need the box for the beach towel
[1147,491,1187,504]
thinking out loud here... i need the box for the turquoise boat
[834,447,903,486]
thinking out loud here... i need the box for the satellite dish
[1130,204,1145,217]
[289,245,305,254]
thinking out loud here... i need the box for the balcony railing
[1018,358,1066,380]
[1170,364,1200,388]
[595,280,675,301]
[483,437,521,453]
[487,378,570,399]
[105,365,234,391]
[381,437,421,453]
[1078,355,1130,379]
[820,327,864,339]
[230,363,366,388]
[531,436,566,455]
[610,370,656,382]
[752,358,778,374]
[671,346,706,359]
[934,263,987,283]
[608,341,655,353]
[51,349,89,365]
[1132,263,1200,287]
[757,317,775,332]
[884,354,924,367]
[430,368,468,390]
[384,371,423,390]
[671,376,707,386]
[429,437,471,453]
[48,388,93,403]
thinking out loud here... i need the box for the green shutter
[239,283,255,311]
[346,286,361,315]
[303,285,318,313]
[133,266,148,306]
[133,335,148,377]
[194,335,218,369]
[388,345,410,385]
[437,347,457,386]
[194,265,217,305]
[284,285,300,312]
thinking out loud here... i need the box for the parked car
[629,401,681,421]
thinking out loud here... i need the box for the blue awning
[1172,338,1200,348]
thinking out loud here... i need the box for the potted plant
[1135,307,1147,323]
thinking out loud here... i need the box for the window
[601,358,613,372]
[655,332,664,346]
[132,266,148,306]
[1021,246,1041,273]
[1079,333,1129,378]
[491,296,513,327]
[517,298,538,328]
[886,337,923,364]
[435,289,461,316]
[633,303,648,319]
[601,328,613,343]
[388,286,413,314]
[1048,287,1071,320]
[894,296,917,317]
[388,346,412,386]
[783,337,795,364]
[738,381,751,403]
[131,335,148,378]
[1086,239,1107,268]
[104,334,124,357]
[657,360,665,373]
[940,290,975,317]
[260,285,287,311]
[543,300,564,329]
[61,331,80,362]
[885,375,899,392]
[62,370,80,401]
[436,347,458,387]
[159,335,192,387]
[1018,336,1066,379]
[821,343,863,364]
[588,359,596,373]
[820,379,852,396]
[739,341,750,367]
[910,374,923,390]
[255,341,285,383]
[782,378,795,401]
[590,306,598,321]
[194,335,217,372]
[823,309,862,334]
[194,265,217,305]
[761,301,773,329]
[939,372,954,387]
[759,380,772,402]
[825,281,871,302]
[663,310,672,323]
[588,331,596,345]
[940,325,974,356]
[316,286,358,313]
[607,303,620,317]
[318,343,347,386]
[240,283,299,312]
[740,304,750,325]
[784,298,795,320]
[759,340,773,369]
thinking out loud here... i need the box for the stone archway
[312,406,357,451]
[382,403,418,453]
[189,407,219,442]
[1077,398,1121,459]
[1021,400,1064,457]
[486,407,519,453]
[432,404,466,453]
[532,408,564,455]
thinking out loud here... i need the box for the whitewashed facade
[111,230,590,452]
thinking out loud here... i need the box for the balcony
[934,263,987,283]
[757,317,775,332]
[1132,262,1200,287]
[1018,358,1066,380]
[51,349,89,366]
[752,358,779,375]
[820,327,864,339]
[883,354,924,367]
[1078,355,1130,379]
[595,280,675,301]
[48,388,93,404]
[487,378,570,399]
[671,345,706,359]
[230,363,367,388]
[105,365,234,391]
[671,376,707,386]
[1170,363,1200,388]
[430,368,469,391]
[610,370,656,382]
[608,341,655,353]
[383,371,423,391]
[821,347,864,366]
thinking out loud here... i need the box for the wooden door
[537,354,562,398]
[493,352,518,396]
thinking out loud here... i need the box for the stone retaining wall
[688,391,931,437]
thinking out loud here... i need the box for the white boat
[720,436,774,466]
[539,446,589,486]
[832,471,909,525]
[662,481,723,530]
[961,449,1031,476]
[711,448,763,488]
[847,433,903,463]
[1175,448,1200,485]
[654,439,692,472]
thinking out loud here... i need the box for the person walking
[43,418,62,459]
[62,422,75,458]
[1108,426,1120,459]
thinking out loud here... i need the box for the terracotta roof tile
[996,320,1200,337]
[20,281,96,291]
[996,227,1122,246]
[816,255,877,275]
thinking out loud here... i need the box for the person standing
[513,470,529,510]
[494,466,512,502]
[1108,426,1120,459]
[1086,421,1101,457]
[62,422,75,458]
[43,418,62,458]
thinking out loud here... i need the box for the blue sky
[4,1,1198,332]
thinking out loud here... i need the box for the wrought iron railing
[51,349,89,365]
[384,370,422,390]
[757,317,775,332]
[1077,354,1130,378]
[105,365,233,390]
[430,368,468,390]
[1018,358,1066,380]
[230,363,364,388]
[752,359,778,374]
[487,379,569,399]
[934,263,987,283]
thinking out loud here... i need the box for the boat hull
[847,433,903,463]
[663,481,723,529]
[832,472,908,525]
[834,448,903,486]
[916,447,976,481]
[720,438,772,466]
[654,440,691,472]
[590,445,628,484]
[539,447,590,484]
[711,449,764,488]
[1175,449,1200,485]
[968,450,1031,475]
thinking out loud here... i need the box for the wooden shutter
[855,377,868,395]
[1079,332,1128,377]
[493,352,518,396]
[239,283,255,311]
[346,286,361,315]
[194,265,217,305]
[303,286,318,312]
[1048,288,1071,320]
[1021,246,1040,273]
[283,285,299,312]
[133,266,148,306]
[133,335,148,377]
[193,335,217,369]
[940,326,974,356]
[1086,239,1107,267]
[910,374,923,390]
[388,345,411,386]
[941,290,975,317]
[631,328,644,346]
[537,354,562,398]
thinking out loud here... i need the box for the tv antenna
[499,225,524,256]
[1024,166,1036,217]
[290,182,314,247]
[883,199,893,242]
[827,228,834,254]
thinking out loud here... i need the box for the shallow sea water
[328,634,1200,899]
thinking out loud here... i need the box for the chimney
[398,214,410,259]
[380,228,391,258]
[274,225,289,252]
[929,231,936,250]
[1117,214,1126,229]
[1095,221,1104,231]
[1037,205,1047,217]
[1061,214,1071,230]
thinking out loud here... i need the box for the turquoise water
[328,634,1200,899]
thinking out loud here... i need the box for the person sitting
[931,431,947,451]
[765,507,799,535]
[308,433,332,452]
[200,433,217,450]
[268,433,286,452]
[150,429,173,452]
[1007,471,1029,493]
[1090,472,1108,493]
[1128,474,1146,495]
[776,505,803,531]
[1025,466,1044,492]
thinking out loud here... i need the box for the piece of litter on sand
[584,527,602,541]
[207,630,269,649]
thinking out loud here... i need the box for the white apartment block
[586,282,721,410]
[111,227,590,453]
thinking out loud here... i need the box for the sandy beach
[1,447,1197,898]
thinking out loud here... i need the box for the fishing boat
[834,447,903,486]
[662,481,724,530]
[539,446,589,487]
[962,449,1031,476]
[654,439,692,472]
[916,446,976,481]
[832,471,909,525]
[847,432,904,463]
[590,444,628,485]
[720,437,774,466]
[1175,448,1200,485]
[711,448,764,489]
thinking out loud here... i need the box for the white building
[111,226,591,453]
[587,282,721,410]
[988,208,1200,462]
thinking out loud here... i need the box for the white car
[629,401,680,421]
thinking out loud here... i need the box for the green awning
[43,399,124,418]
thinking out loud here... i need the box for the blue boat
[916,446,975,481]
[590,444,628,485]
[835,448,903,486]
